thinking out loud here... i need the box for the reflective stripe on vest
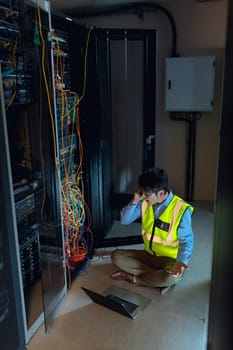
[142,232,180,247]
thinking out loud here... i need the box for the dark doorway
[77,28,156,247]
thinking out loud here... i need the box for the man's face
[142,189,166,205]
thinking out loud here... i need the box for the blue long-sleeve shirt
[120,191,194,265]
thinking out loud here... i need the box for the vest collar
[154,191,174,217]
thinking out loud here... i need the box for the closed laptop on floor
[81,285,151,319]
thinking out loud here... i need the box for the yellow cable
[77,26,94,105]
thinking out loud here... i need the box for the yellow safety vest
[141,195,194,259]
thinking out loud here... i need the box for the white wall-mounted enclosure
[165,56,216,112]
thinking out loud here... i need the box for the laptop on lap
[81,285,151,319]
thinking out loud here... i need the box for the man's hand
[166,262,190,277]
[131,188,144,204]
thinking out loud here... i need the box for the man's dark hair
[138,168,169,193]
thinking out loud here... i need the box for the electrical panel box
[165,56,216,112]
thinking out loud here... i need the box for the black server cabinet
[61,23,113,249]
[0,66,26,350]
[0,0,66,340]
[49,14,94,283]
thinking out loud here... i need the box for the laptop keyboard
[106,294,138,313]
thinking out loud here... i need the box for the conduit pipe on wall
[62,1,178,57]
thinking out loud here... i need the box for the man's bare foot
[111,270,136,283]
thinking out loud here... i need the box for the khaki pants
[111,249,182,288]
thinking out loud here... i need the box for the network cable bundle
[49,23,93,287]
[0,0,93,293]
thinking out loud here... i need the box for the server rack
[0,62,26,350]
[1,2,94,343]
[0,0,68,342]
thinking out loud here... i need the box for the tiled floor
[27,202,214,350]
